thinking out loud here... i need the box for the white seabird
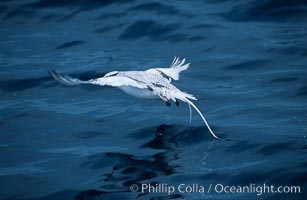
[50,56,220,139]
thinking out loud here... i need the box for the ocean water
[1,0,307,199]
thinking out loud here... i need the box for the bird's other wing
[154,56,190,81]
[50,70,147,89]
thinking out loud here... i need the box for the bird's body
[119,86,157,99]
[51,56,220,139]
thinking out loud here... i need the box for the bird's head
[104,71,119,78]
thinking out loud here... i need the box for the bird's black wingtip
[49,70,79,86]
[49,70,57,78]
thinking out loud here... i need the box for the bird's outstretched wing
[153,56,190,81]
[50,70,147,89]
[90,76,148,89]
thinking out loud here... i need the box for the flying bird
[50,56,220,139]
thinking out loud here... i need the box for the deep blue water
[1,0,307,199]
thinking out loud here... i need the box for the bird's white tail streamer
[185,98,220,139]
[188,103,192,124]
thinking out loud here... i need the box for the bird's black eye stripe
[109,72,119,77]
[105,71,119,77]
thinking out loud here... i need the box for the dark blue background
[0,0,307,199]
